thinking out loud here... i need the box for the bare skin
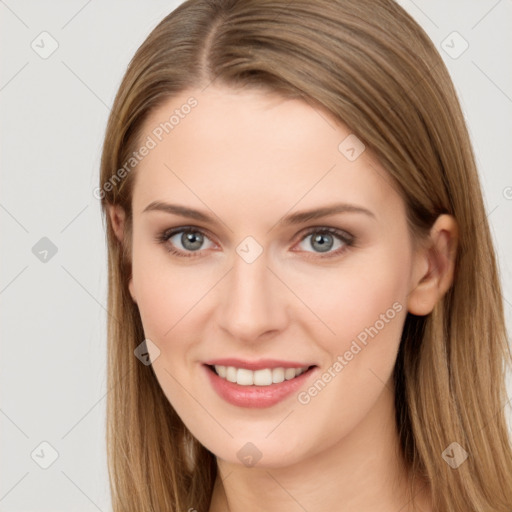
[109,85,457,512]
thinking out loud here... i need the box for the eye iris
[182,231,203,251]
[311,233,333,252]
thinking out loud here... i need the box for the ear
[407,214,458,316]
[107,205,137,303]
[107,204,126,243]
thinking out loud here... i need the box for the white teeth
[254,368,272,386]
[236,368,254,386]
[213,365,309,386]
[284,368,297,380]
[272,367,285,384]
[226,366,237,383]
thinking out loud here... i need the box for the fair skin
[109,85,457,512]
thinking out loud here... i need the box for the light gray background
[1,1,511,510]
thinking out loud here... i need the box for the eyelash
[155,225,355,260]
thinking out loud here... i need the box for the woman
[98,0,512,510]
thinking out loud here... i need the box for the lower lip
[203,364,316,408]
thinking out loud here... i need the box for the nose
[216,250,290,343]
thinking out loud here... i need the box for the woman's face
[125,85,424,467]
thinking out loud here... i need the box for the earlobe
[108,205,126,243]
[407,214,458,316]
[128,278,137,304]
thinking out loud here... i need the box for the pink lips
[203,361,317,408]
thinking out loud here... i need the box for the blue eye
[157,227,215,257]
[297,227,353,257]
[156,226,354,259]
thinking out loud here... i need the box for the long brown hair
[99,1,512,510]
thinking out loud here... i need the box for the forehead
[132,86,401,221]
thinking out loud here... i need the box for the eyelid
[297,226,354,244]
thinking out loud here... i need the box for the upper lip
[203,358,316,371]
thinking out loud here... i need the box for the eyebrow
[143,201,376,226]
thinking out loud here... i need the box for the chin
[200,433,312,470]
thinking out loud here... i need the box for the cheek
[130,247,207,404]
[286,248,410,358]
[131,253,175,340]
[286,255,409,451]
[130,237,210,339]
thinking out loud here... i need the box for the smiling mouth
[206,364,316,387]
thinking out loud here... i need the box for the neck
[208,385,432,512]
